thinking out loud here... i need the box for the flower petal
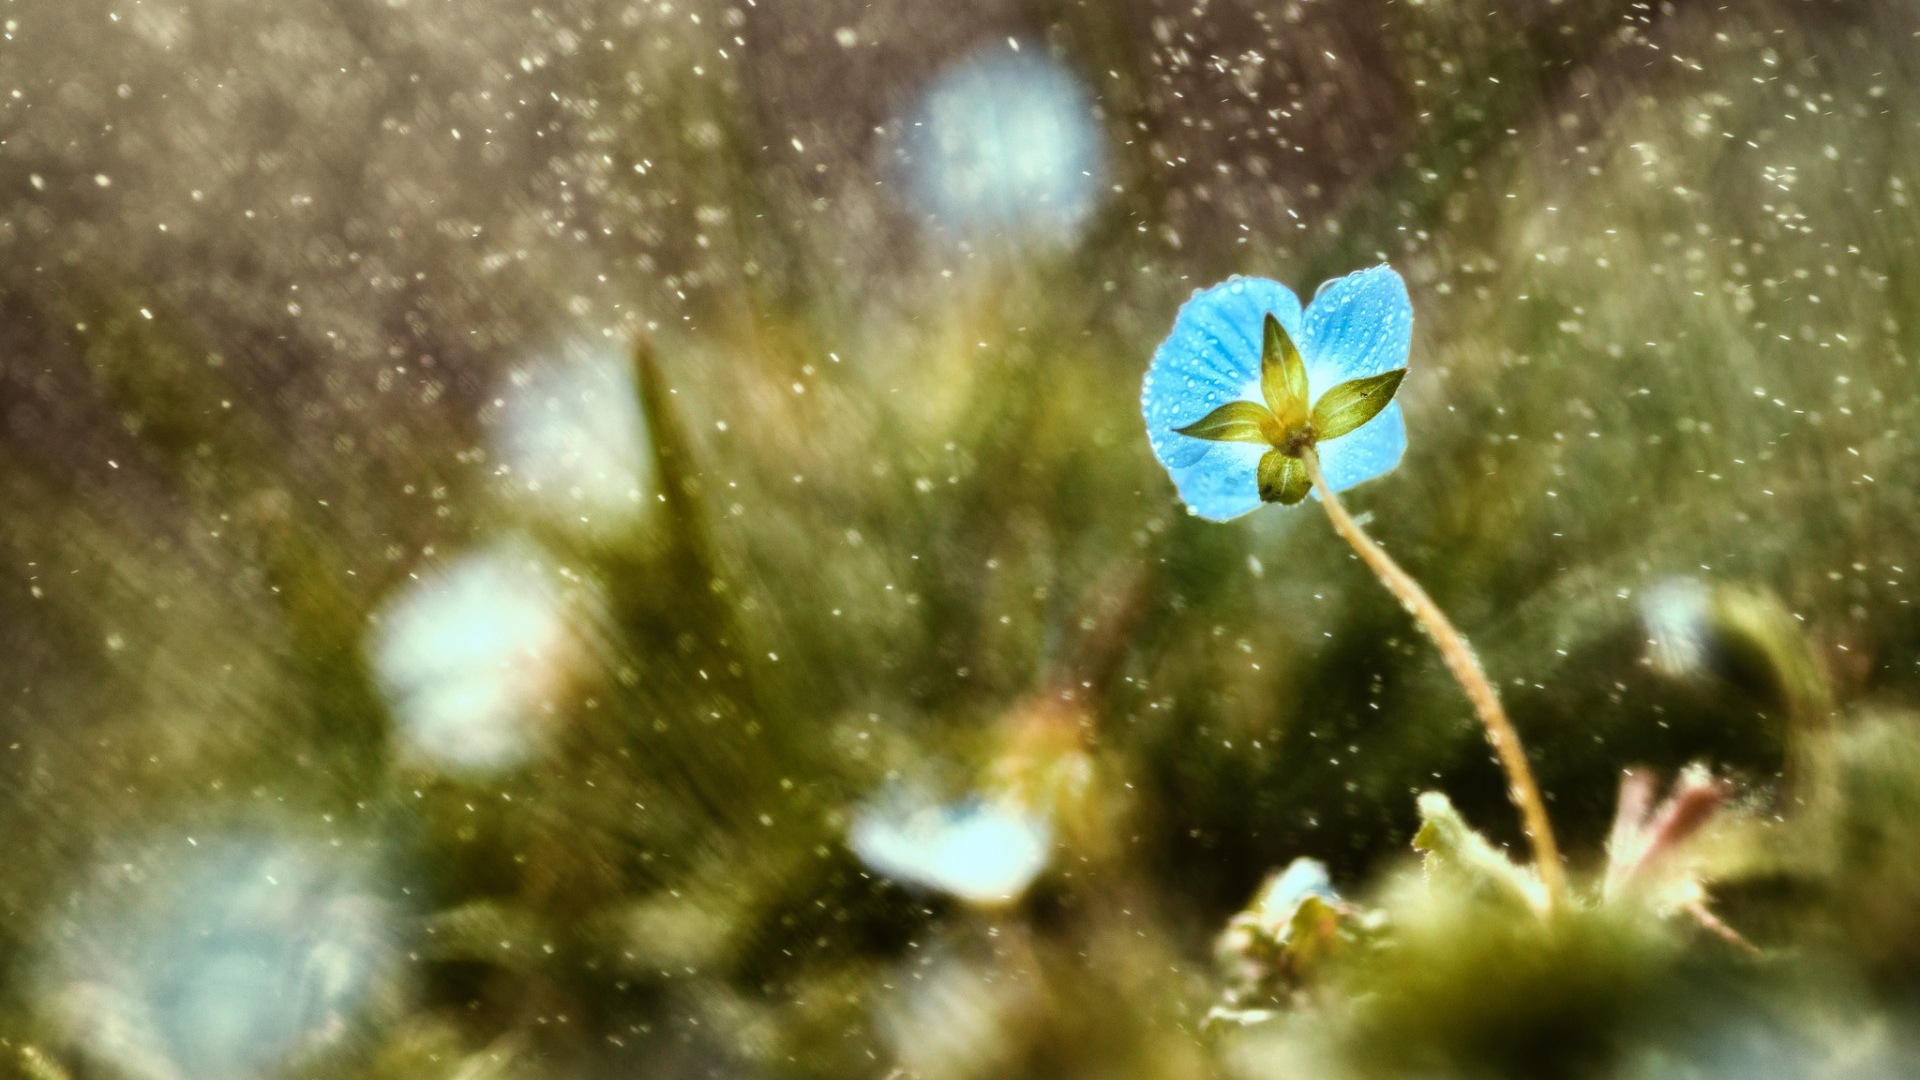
[1142,277,1304,519]
[1164,441,1267,522]
[850,792,1053,906]
[1300,265,1413,399]
[1312,399,1406,494]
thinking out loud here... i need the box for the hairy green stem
[1301,449,1565,904]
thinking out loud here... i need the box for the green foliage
[1217,782,1784,1079]
[1412,791,1548,916]
[6,2,1920,1079]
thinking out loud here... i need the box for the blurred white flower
[1641,577,1713,679]
[493,342,654,532]
[369,543,587,773]
[901,43,1107,245]
[41,835,397,1080]
[879,948,1034,1080]
[850,788,1053,906]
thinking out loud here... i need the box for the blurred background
[4,0,1920,1077]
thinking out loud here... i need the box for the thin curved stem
[1301,449,1565,903]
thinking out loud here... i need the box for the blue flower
[902,45,1107,245]
[1141,265,1414,521]
[849,786,1053,906]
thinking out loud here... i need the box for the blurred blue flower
[902,43,1107,245]
[1641,577,1714,678]
[850,787,1053,907]
[42,835,397,1080]
[1141,266,1414,521]
[1250,857,1340,931]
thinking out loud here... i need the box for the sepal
[1175,400,1277,444]
[1258,450,1312,505]
[1312,368,1406,442]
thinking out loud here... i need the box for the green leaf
[1257,450,1312,505]
[1311,368,1407,441]
[1413,792,1547,915]
[1280,894,1345,978]
[1260,314,1310,429]
[1175,400,1276,444]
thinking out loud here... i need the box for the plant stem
[1300,448,1565,903]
